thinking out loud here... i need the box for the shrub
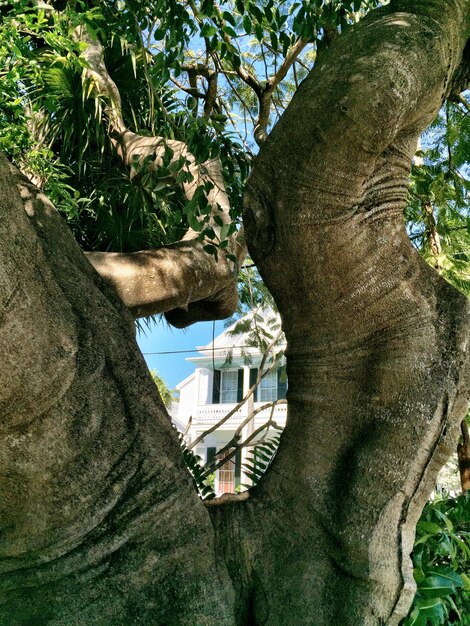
[403,492,470,625]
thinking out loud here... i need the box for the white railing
[194,404,243,429]
[193,402,288,430]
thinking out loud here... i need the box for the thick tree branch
[270,38,308,89]
[456,92,470,112]
[204,71,219,117]
[86,238,242,321]
[74,25,245,324]
[179,64,219,116]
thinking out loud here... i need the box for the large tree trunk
[1,1,469,625]
[0,161,234,624]
[214,2,470,625]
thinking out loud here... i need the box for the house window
[206,447,217,465]
[250,367,288,402]
[220,370,238,403]
[259,370,278,402]
[212,369,243,404]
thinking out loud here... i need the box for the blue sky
[136,317,225,389]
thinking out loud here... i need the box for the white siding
[198,367,212,405]
[195,446,207,462]
[177,375,197,424]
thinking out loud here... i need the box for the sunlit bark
[213,2,470,624]
[1,1,469,625]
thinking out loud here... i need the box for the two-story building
[175,311,287,495]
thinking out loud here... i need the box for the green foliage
[149,370,177,408]
[178,427,282,499]
[224,305,284,368]
[0,0,390,260]
[403,493,470,626]
[406,99,470,297]
[0,0,250,252]
[240,429,282,489]
[178,432,216,500]
[237,261,277,311]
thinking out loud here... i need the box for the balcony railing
[193,402,288,430]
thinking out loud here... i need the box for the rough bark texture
[0,158,234,624]
[217,2,469,625]
[1,1,470,625]
[86,238,240,324]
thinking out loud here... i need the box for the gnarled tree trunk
[0,162,234,624]
[215,1,470,624]
[1,1,469,625]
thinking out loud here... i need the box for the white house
[174,311,287,496]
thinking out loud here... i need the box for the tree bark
[74,25,244,325]
[212,2,470,625]
[458,419,470,492]
[1,1,470,626]
[0,159,234,624]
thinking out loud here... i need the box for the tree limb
[74,25,245,324]
[270,38,308,90]
[254,38,308,145]
[456,92,470,112]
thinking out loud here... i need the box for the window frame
[259,369,278,402]
[219,369,239,404]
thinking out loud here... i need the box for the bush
[403,492,470,625]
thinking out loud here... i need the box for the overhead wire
[141,344,279,355]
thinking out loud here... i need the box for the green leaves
[417,521,447,536]
[403,492,470,625]
[240,430,282,490]
[150,370,177,407]
[242,14,252,33]
[420,571,463,598]
[406,598,447,626]
[406,100,470,297]
[200,22,218,38]
[179,433,216,500]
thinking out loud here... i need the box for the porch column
[240,365,255,488]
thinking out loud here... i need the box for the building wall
[177,376,197,431]
[198,367,212,406]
